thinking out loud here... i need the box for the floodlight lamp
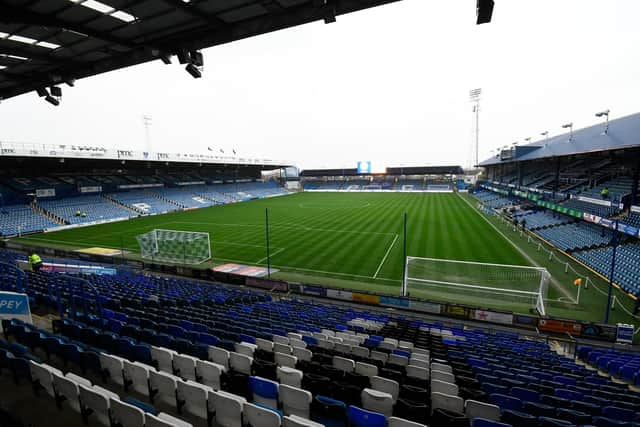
[562,123,573,129]
[36,87,49,97]
[185,63,202,79]
[595,109,610,118]
[45,95,59,106]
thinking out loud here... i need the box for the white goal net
[136,229,211,265]
[403,256,550,315]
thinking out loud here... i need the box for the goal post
[403,256,550,315]
[136,229,211,265]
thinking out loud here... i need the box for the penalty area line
[374,234,399,279]
[255,247,286,264]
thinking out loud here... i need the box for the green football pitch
[14,192,638,324]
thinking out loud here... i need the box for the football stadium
[2,1,640,427]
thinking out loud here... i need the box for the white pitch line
[374,234,399,279]
[256,247,286,264]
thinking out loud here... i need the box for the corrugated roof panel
[479,113,640,166]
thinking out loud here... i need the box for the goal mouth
[136,229,211,265]
[403,256,550,315]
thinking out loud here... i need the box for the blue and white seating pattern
[535,222,611,251]
[0,205,57,236]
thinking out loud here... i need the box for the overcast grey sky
[2,0,640,170]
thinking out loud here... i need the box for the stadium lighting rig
[562,122,573,141]
[36,86,62,106]
[476,0,495,24]
[595,109,610,134]
[160,50,204,79]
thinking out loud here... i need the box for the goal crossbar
[403,256,549,315]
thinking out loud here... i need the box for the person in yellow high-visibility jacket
[28,252,43,272]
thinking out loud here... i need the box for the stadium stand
[621,212,640,228]
[533,222,612,252]
[512,210,573,230]
[578,176,635,201]
[2,242,640,427]
[573,243,640,295]
[0,205,58,236]
[38,196,133,225]
[473,191,516,209]
[109,191,181,215]
[0,181,288,236]
[560,199,619,218]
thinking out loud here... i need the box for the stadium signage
[538,318,582,335]
[36,188,56,198]
[536,200,583,218]
[79,186,102,193]
[582,213,640,238]
[117,183,164,189]
[473,309,513,325]
[326,289,353,301]
[616,324,634,344]
[0,292,32,327]
[572,194,622,208]
[380,296,411,308]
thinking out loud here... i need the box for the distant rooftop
[479,112,640,166]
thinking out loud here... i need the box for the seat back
[236,342,257,357]
[173,354,197,381]
[465,400,501,421]
[431,363,452,373]
[347,406,386,427]
[111,398,145,427]
[406,365,429,381]
[275,352,298,369]
[277,366,303,388]
[256,338,274,352]
[283,415,324,427]
[431,379,458,396]
[431,391,464,414]
[361,388,394,417]
[431,370,455,384]
[389,354,409,366]
[355,362,378,378]
[30,361,61,397]
[387,417,426,427]
[250,376,280,409]
[54,372,90,413]
[79,384,118,427]
[148,370,178,407]
[123,361,150,396]
[151,347,175,373]
[351,347,370,359]
[145,412,193,427]
[99,352,125,386]
[196,359,225,390]
[292,347,312,362]
[211,390,247,427]
[244,402,282,427]
[279,384,312,419]
[371,376,399,402]
[230,352,253,375]
[177,379,210,419]
[332,356,355,373]
[209,346,230,370]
